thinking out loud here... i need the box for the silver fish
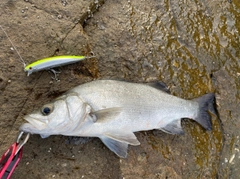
[20,80,216,158]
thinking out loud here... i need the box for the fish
[20,80,217,158]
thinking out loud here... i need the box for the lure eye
[41,106,53,116]
[29,67,32,70]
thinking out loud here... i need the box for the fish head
[20,93,92,137]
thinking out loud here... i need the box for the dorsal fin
[96,79,171,93]
[147,81,170,93]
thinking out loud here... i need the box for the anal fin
[160,119,184,135]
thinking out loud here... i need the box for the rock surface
[0,0,239,178]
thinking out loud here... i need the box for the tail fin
[193,93,217,130]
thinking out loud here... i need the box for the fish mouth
[20,115,47,132]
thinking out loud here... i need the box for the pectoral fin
[99,132,140,158]
[160,119,184,135]
[91,107,122,123]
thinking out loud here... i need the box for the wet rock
[0,0,239,178]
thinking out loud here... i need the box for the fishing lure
[0,25,93,80]
[24,55,86,76]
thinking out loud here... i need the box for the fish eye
[41,106,53,116]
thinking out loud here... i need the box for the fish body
[24,55,86,76]
[20,80,216,157]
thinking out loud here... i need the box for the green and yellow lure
[0,25,92,79]
[24,56,86,76]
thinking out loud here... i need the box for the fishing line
[0,25,26,67]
